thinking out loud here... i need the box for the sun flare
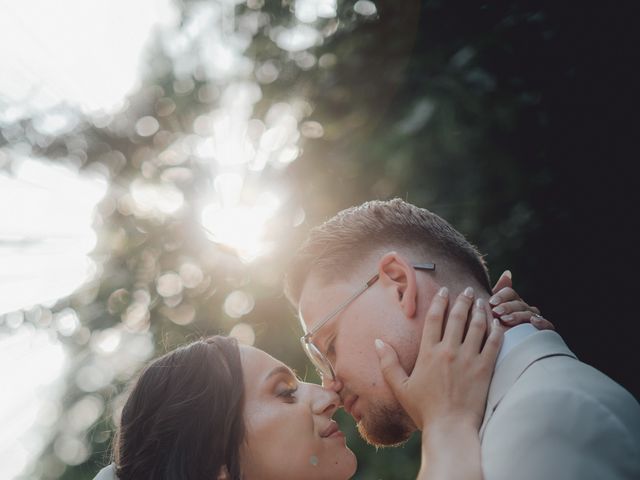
[201,190,280,262]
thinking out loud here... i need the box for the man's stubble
[356,398,415,447]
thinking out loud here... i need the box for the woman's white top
[93,463,117,480]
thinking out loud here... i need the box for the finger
[375,339,408,401]
[463,298,488,354]
[491,299,533,317]
[443,287,475,346]
[531,314,555,331]
[492,270,512,294]
[499,311,542,326]
[531,305,541,315]
[481,318,505,364]
[422,287,450,345]
[489,287,520,306]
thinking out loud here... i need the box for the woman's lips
[321,420,344,439]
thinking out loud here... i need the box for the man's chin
[356,405,414,447]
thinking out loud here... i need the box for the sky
[0,1,174,477]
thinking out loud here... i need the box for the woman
[94,284,550,479]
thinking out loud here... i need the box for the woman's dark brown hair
[113,336,245,479]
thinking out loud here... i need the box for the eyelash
[278,386,298,401]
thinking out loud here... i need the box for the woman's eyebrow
[264,365,297,382]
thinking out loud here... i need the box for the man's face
[298,268,436,446]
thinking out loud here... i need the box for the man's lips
[343,395,360,420]
[320,420,343,438]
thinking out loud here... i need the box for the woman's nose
[309,383,341,417]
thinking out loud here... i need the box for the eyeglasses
[299,263,436,381]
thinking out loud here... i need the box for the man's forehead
[297,273,352,326]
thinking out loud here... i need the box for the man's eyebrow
[264,365,298,382]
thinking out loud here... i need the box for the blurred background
[1,0,638,478]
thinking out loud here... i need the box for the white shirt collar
[496,323,538,365]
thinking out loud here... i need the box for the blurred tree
[1,0,637,479]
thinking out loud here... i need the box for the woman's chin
[323,446,357,480]
[343,448,358,479]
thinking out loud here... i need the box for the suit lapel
[479,331,577,438]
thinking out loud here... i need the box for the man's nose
[322,375,344,395]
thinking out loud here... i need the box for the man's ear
[378,251,418,318]
[217,465,230,480]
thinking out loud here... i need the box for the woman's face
[239,345,357,480]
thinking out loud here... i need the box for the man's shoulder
[505,348,639,422]
[485,347,640,463]
[487,330,639,426]
[481,348,640,479]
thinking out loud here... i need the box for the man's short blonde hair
[284,198,491,305]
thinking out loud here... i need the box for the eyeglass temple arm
[302,263,435,338]
[413,263,436,272]
[303,281,371,337]
[367,263,434,287]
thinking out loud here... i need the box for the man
[285,198,640,479]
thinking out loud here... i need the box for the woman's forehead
[239,345,283,379]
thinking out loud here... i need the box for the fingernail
[501,314,514,322]
[504,270,512,279]
[492,306,505,315]
[438,286,448,297]
[374,338,385,352]
[531,314,543,323]
[475,298,484,308]
[463,286,474,298]
[492,318,500,329]
[489,295,501,306]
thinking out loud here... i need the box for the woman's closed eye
[276,385,298,402]
[266,365,300,402]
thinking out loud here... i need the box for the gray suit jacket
[480,330,640,480]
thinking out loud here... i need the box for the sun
[200,186,280,262]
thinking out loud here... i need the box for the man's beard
[356,400,414,447]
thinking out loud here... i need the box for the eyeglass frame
[299,263,436,381]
